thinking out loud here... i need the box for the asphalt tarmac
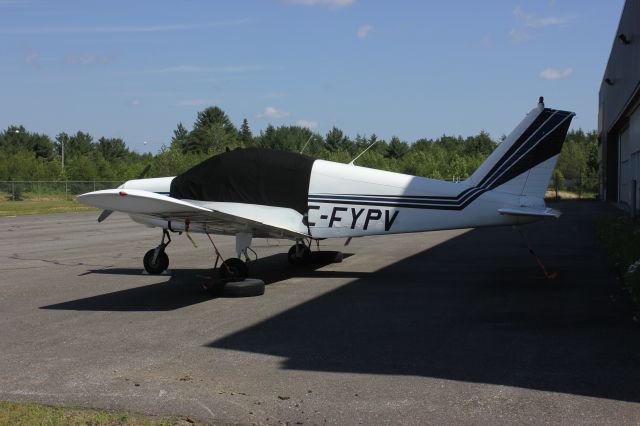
[1,200,639,425]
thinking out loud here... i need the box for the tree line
[0,106,598,194]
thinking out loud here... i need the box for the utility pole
[61,138,65,172]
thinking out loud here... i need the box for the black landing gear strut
[143,229,171,274]
[208,235,249,282]
[202,233,264,297]
[288,238,312,266]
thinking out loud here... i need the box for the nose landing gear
[143,229,171,274]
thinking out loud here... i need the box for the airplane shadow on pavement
[40,253,359,311]
[206,201,640,403]
[40,201,640,402]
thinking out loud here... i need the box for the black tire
[288,243,311,266]
[219,258,248,281]
[223,279,265,297]
[203,280,227,297]
[143,249,169,274]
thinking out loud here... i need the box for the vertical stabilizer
[467,98,574,198]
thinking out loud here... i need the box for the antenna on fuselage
[299,135,313,155]
[349,140,379,166]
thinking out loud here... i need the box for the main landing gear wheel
[219,257,249,281]
[288,243,311,266]
[143,249,169,274]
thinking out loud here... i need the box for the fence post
[11,181,15,201]
[93,180,96,192]
[578,170,582,199]
[65,181,68,201]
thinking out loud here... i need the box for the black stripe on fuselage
[308,109,573,211]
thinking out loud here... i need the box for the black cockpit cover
[170,148,315,214]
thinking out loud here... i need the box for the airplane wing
[77,189,309,239]
[498,206,561,218]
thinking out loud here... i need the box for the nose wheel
[143,229,171,274]
[143,248,169,274]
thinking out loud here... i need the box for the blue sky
[0,0,625,153]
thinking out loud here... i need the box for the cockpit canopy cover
[170,148,316,214]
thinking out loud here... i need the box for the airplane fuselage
[121,158,538,240]
[77,102,573,278]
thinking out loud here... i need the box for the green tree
[170,122,190,153]
[239,118,253,147]
[257,125,277,149]
[66,156,98,180]
[464,131,495,156]
[98,137,128,161]
[386,136,409,159]
[256,125,315,152]
[56,131,94,159]
[34,135,54,159]
[0,126,28,154]
[0,126,53,158]
[325,127,351,152]
[188,106,238,153]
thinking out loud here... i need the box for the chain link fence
[0,181,122,201]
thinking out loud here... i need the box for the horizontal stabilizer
[498,206,561,218]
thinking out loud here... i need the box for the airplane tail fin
[466,98,574,199]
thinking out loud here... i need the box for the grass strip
[596,215,640,306]
[0,401,190,426]
[0,193,98,216]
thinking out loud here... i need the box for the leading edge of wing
[77,189,309,238]
[77,189,212,215]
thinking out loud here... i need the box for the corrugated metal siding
[599,0,640,134]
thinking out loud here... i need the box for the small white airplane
[78,98,574,283]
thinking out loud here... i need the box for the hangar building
[599,0,640,212]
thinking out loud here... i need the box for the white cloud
[0,19,250,35]
[509,28,533,43]
[176,99,218,107]
[357,25,373,39]
[284,0,354,9]
[24,52,39,65]
[257,106,290,119]
[513,6,567,28]
[66,53,114,65]
[297,119,318,129]
[539,67,573,80]
[131,99,141,107]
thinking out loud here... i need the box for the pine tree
[191,106,238,153]
[171,122,189,152]
[385,136,409,159]
[325,127,350,152]
[240,118,253,147]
